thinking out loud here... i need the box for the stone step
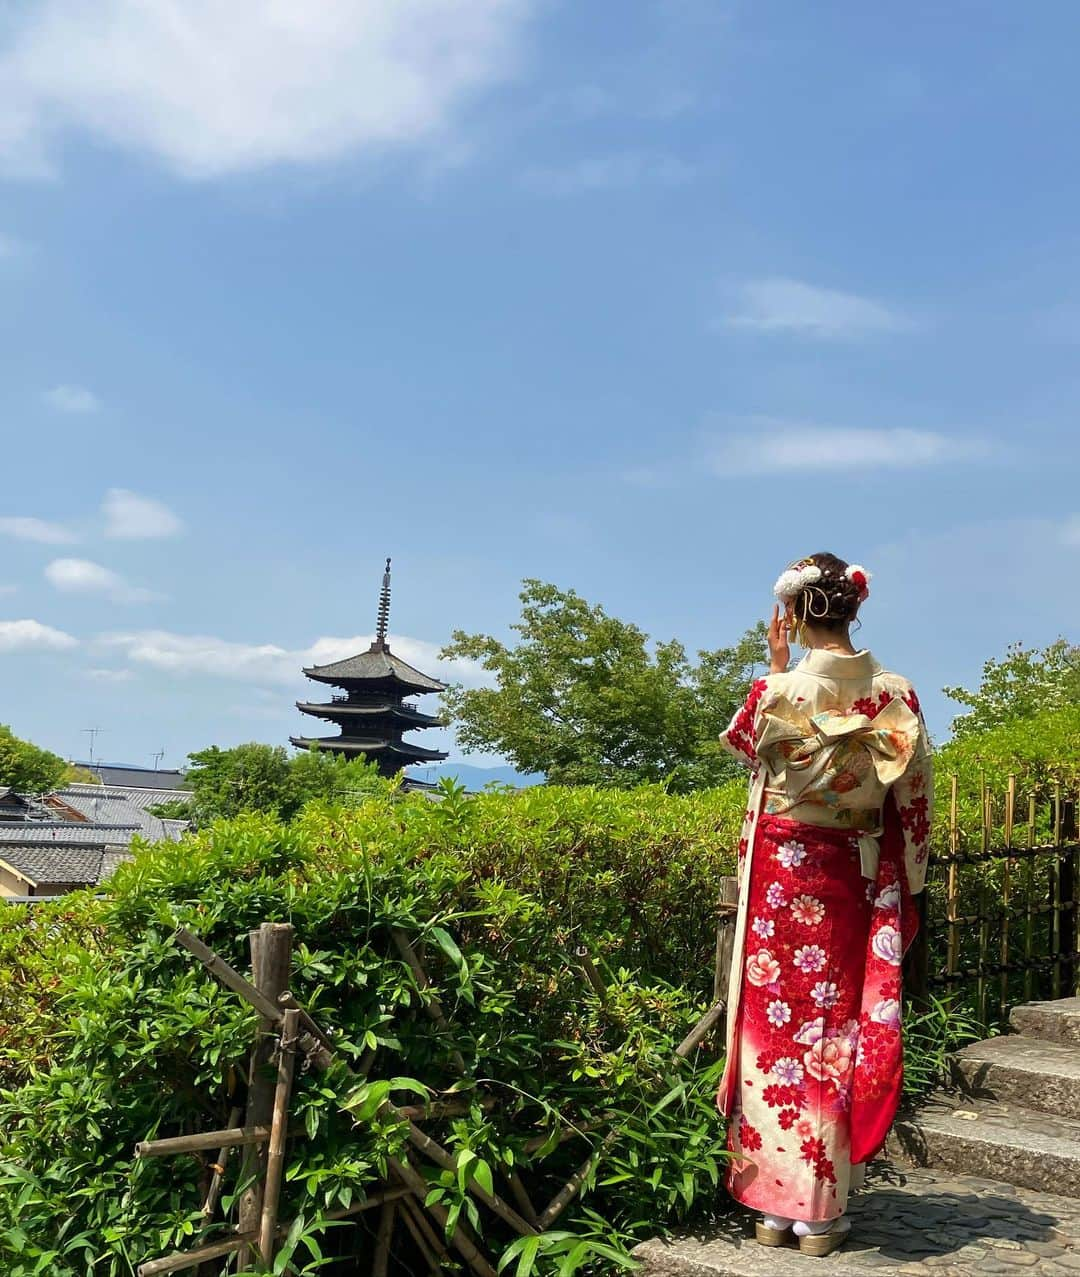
[1011,997,1080,1046]
[953,1033,1080,1120]
[631,1161,1080,1275]
[889,1094,1080,1197]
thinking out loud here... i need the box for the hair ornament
[844,563,872,602]
[773,558,823,603]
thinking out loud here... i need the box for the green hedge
[0,782,742,1276]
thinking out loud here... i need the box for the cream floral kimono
[716,648,932,1222]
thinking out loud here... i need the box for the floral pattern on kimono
[714,648,932,1221]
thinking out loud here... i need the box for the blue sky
[1,1,1078,772]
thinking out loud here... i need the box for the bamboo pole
[136,1124,271,1159]
[201,1106,241,1220]
[523,1113,615,1154]
[372,1200,396,1277]
[1053,785,1064,999]
[398,1196,445,1277]
[1025,794,1037,1001]
[976,780,990,1024]
[238,923,293,1271]
[258,1008,300,1263]
[1001,776,1016,1019]
[575,947,608,1005]
[713,876,739,1006]
[536,1129,619,1229]
[507,1170,539,1227]
[946,776,960,979]
[674,1000,725,1059]
[388,1154,498,1277]
[389,926,467,1073]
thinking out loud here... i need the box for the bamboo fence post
[976,779,990,1024]
[536,1129,619,1230]
[575,947,608,1005]
[237,923,293,1271]
[674,1001,724,1058]
[507,1170,539,1227]
[1053,786,1064,999]
[713,876,738,1006]
[946,776,960,982]
[388,1154,498,1277]
[1025,794,1037,1001]
[398,1197,445,1277]
[200,1105,241,1221]
[258,1008,300,1263]
[1000,776,1016,1018]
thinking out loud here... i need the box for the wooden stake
[537,1129,619,1229]
[398,1193,449,1276]
[946,776,960,978]
[136,1123,270,1159]
[1025,793,1037,1001]
[713,876,738,1005]
[201,1106,241,1220]
[237,923,293,1271]
[388,1154,498,1277]
[507,1170,539,1227]
[138,1233,255,1276]
[675,1000,724,1059]
[372,1199,396,1277]
[258,1008,300,1263]
[1053,785,1064,999]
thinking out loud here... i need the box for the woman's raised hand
[768,605,791,674]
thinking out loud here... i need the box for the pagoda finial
[375,557,392,647]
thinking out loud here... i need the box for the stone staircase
[632,997,1080,1275]
[890,996,1080,1197]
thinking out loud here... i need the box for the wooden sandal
[797,1221,851,1256]
[754,1221,793,1247]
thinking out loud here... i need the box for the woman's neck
[802,627,857,655]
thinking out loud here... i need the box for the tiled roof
[302,644,445,693]
[0,822,139,846]
[74,764,188,791]
[57,786,189,842]
[0,846,108,888]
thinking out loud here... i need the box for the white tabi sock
[762,1215,794,1231]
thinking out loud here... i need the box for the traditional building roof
[57,785,190,842]
[289,735,448,762]
[295,700,442,727]
[300,645,446,693]
[0,846,111,890]
[74,764,188,791]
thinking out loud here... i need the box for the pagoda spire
[374,557,391,649]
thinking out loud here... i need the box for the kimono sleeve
[890,687,933,895]
[720,676,773,769]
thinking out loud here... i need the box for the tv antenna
[152,749,165,770]
[83,727,104,766]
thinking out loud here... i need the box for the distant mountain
[406,762,543,790]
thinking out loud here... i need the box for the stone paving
[631,1161,1080,1277]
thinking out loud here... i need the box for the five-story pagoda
[290,560,448,779]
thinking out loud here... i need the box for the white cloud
[45,557,160,603]
[0,585,16,596]
[0,515,79,544]
[708,422,991,477]
[103,629,487,688]
[0,0,532,180]
[520,151,696,195]
[103,488,183,539]
[724,277,909,339]
[84,667,135,682]
[43,384,100,413]
[0,618,78,652]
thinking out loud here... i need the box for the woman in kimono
[716,553,932,1256]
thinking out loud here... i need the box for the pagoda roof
[290,735,449,763]
[296,701,442,727]
[301,642,446,693]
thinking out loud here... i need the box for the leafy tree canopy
[944,639,1080,738]
[0,725,69,794]
[441,579,767,791]
[184,743,389,824]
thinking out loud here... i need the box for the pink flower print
[811,980,839,1008]
[747,949,781,987]
[804,1035,854,1085]
[767,999,792,1028]
[872,924,903,966]
[793,944,826,974]
[790,894,825,926]
[752,915,775,940]
[772,1056,804,1086]
[874,883,900,911]
[777,840,807,869]
[870,997,901,1028]
[796,1118,815,1140]
[793,1016,825,1046]
[766,881,788,909]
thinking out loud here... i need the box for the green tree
[944,639,1080,738]
[441,579,767,791]
[184,743,388,824]
[0,725,68,793]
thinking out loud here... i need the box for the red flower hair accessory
[845,563,872,602]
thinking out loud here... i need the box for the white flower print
[811,980,840,1009]
[767,999,792,1028]
[872,924,903,966]
[766,881,788,909]
[752,915,775,940]
[790,894,825,926]
[874,883,900,911]
[870,998,901,1028]
[793,1016,825,1046]
[776,840,807,869]
[793,944,826,974]
[772,1056,804,1086]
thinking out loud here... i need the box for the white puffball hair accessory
[773,560,823,603]
[844,564,872,601]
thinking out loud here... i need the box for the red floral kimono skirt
[724,808,915,1222]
